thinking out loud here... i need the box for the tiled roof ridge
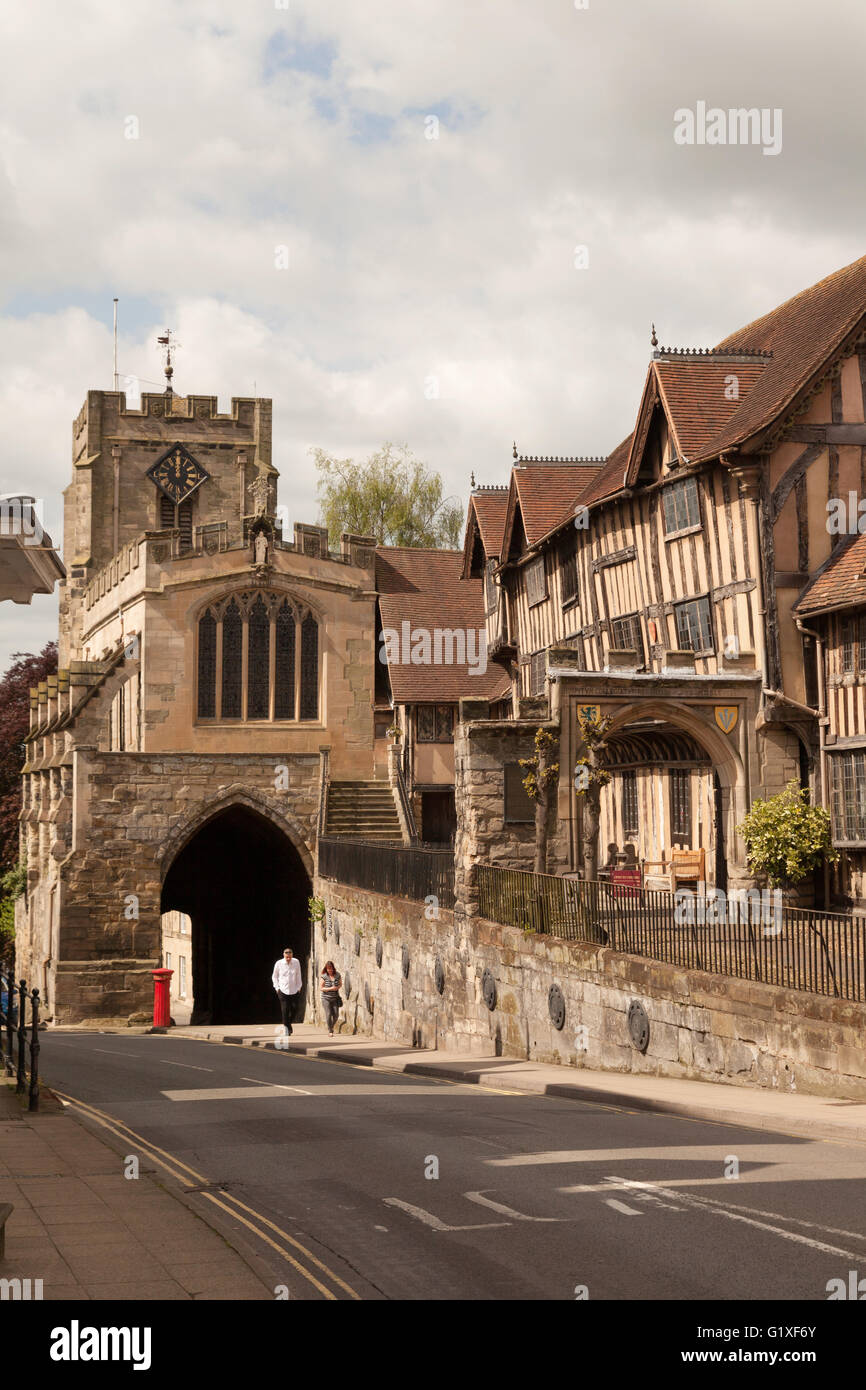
[375,544,462,555]
[653,346,773,360]
[471,483,509,492]
[715,254,866,352]
[517,455,605,464]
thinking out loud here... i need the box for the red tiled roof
[793,532,866,616]
[702,255,866,456]
[574,436,632,508]
[514,464,601,543]
[470,489,509,557]
[375,547,511,703]
[654,358,767,461]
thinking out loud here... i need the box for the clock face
[147,444,210,505]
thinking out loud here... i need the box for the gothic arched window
[196,591,320,723]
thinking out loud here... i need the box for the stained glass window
[300,614,319,720]
[275,601,296,720]
[221,599,242,718]
[247,595,270,719]
[198,608,217,717]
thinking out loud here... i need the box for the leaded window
[247,595,270,719]
[197,591,319,723]
[670,768,691,840]
[221,599,243,719]
[417,705,454,743]
[300,615,319,720]
[621,770,639,837]
[675,597,714,654]
[529,649,546,696]
[840,615,866,675]
[662,477,700,534]
[610,614,643,656]
[560,545,579,606]
[831,752,866,842]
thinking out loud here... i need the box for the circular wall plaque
[627,1000,650,1053]
[434,957,445,995]
[375,936,383,968]
[548,983,566,1031]
[481,967,497,1011]
[401,946,410,979]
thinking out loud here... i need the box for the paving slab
[0,1078,273,1301]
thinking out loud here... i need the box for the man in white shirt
[272,947,303,1035]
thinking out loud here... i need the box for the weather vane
[156,329,180,394]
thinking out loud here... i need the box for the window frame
[610,613,643,658]
[831,750,866,844]
[196,592,320,725]
[559,544,579,608]
[670,767,691,842]
[416,704,454,744]
[674,596,715,655]
[621,769,639,837]
[525,555,547,608]
[662,476,701,537]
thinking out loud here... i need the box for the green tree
[0,644,57,873]
[737,780,837,888]
[0,859,25,955]
[313,443,463,549]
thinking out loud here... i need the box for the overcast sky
[2,0,865,673]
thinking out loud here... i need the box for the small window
[560,546,579,607]
[504,763,535,823]
[621,770,639,837]
[179,955,187,998]
[662,477,700,535]
[670,769,691,841]
[529,650,546,696]
[610,614,643,657]
[417,705,453,743]
[840,616,866,675]
[165,952,172,970]
[674,598,714,654]
[525,555,547,607]
[833,751,866,841]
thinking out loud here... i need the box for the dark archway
[161,804,312,1025]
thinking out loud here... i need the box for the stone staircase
[323,781,404,842]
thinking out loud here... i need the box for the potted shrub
[737,780,837,905]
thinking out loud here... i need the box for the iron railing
[476,866,866,1003]
[318,837,455,910]
[0,965,41,1110]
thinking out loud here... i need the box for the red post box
[151,968,173,1028]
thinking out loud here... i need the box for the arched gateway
[162,803,312,1025]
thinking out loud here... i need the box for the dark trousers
[277,990,299,1030]
[322,992,340,1030]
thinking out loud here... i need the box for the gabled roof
[461,486,509,578]
[654,357,767,462]
[498,461,603,560]
[375,547,511,703]
[574,435,633,509]
[704,254,866,456]
[793,532,866,617]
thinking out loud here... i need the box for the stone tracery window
[197,591,320,722]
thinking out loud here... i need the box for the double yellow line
[52,1088,360,1301]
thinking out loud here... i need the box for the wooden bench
[670,848,706,890]
[0,1202,13,1260]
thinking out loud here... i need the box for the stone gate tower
[17,384,380,1023]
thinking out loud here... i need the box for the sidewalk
[171,1021,866,1146]
[0,1079,272,1301]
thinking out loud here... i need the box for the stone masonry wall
[316,878,866,1101]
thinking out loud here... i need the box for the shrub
[737,781,837,888]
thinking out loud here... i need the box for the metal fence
[318,837,455,911]
[0,965,41,1110]
[476,866,866,1003]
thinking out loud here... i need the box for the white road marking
[92,1048,142,1057]
[605,1199,643,1216]
[242,1076,313,1096]
[383,1198,509,1232]
[159,1060,213,1071]
[604,1175,866,1260]
[464,1190,561,1222]
[160,1084,455,1101]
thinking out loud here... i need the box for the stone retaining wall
[315,878,866,1100]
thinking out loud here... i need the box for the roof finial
[512,440,518,460]
[470,471,476,488]
[157,329,179,396]
[651,323,658,348]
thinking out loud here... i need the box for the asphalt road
[42,1032,866,1301]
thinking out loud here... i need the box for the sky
[1,0,865,673]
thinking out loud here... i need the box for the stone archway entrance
[161,804,312,1025]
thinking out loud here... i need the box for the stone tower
[18,385,382,1024]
